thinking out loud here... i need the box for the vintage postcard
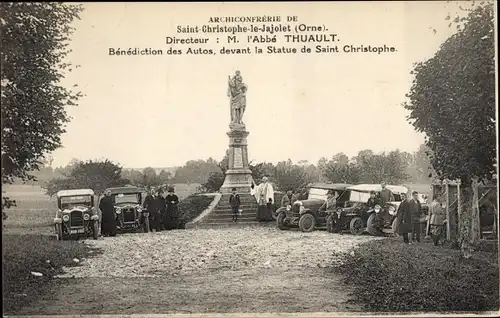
[1,1,498,317]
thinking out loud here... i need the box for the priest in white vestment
[253,176,275,221]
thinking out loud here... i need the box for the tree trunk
[458,177,481,258]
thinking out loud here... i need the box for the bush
[2,234,99,314]
[332,238,499,312]
[178,195,214,221]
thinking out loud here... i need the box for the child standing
[229,188,241,222]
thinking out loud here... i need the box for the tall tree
[274,159,309,191]
[1,3,83,194]
[44,159,129,196]
[403,3,496,257]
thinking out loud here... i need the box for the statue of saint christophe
[227,70,247,125]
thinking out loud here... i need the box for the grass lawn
[2,233,99,314]
[333,237,499,313]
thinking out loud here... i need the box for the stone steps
[192,221,276,229]
[198,193,268,228]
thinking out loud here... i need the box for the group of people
[143,186,180,232]
[396,191,447,245]
[97,185,181,237]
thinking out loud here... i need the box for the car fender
[90,214,99,221]
[54,217,62,224]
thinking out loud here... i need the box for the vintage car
[106,186,150,233]
[53,189,99,240]
[338,184,428,236]
[276,183,352,232]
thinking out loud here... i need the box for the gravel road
[16,228,381,315]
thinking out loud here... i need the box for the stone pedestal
[220,123,254,194]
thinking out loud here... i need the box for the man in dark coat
[142,187,156,232]
[229,187,241,222]
[409,191,423,242]
[150,189,165,232]
[396,192,412,243]
[99,189,117,237]
[164,186,180,230]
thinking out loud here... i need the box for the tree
[249,161,275,183]
[352,150,409,184]
[1,3,83,208]
[274,159,309,191]
[403,3,496,257]
[44,159,129,196]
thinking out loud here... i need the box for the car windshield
[113,193,140,204]
[308,188,329,200]
[60,196,92,209]
[349,191,372,203]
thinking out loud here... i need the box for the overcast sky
[51,1,470,168]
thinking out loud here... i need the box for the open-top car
[276,183,352,232]
[339,184,428,236]
[54,189,99,240]
[106,186,150,233]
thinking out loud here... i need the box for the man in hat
[142,186,156,232]
[164,186,180,230]
[281,188,298,208]
[379,181,394,206]
[429,197,446,245]
[229,187,241,222]
[320,190,341,233]
[409,191,423,242]
[396,192,412,243]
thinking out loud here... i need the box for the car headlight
[116,208,122,214]
[62,215,70,222]
[137,206,143,212]
[374,205,381,213]
[83,213,90,221]
[388,205,396,215]
[286,205,291,211]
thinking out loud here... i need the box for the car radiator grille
[70,211,84,226]
[292,205,301,217]
[123,208,136,222]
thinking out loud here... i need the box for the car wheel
[391,218,399,237]
[349,217,365,235]
[298,213,316,232]
[366,213,384,236]
[326,214,335,233]
[276,212,289,230]
[92,221,99,240]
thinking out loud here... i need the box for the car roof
[105,186,145,194]
[347,184,408,194]
[56,189,94,197]
[308,183,353,190]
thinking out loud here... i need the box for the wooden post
[446,183,451,241]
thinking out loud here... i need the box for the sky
[51,1,472,168]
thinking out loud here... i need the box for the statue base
[219,123,254,194]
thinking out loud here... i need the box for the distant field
[2,183,201,235]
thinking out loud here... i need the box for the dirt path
[14,228,380,315]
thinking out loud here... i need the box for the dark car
[338,184,429,236]
[275,183,352,232]
[106,186,150,233]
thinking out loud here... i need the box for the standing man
[99,189,117,237]
[164,186,180,230]
[229,187,241,222]
[150,189,165,232]
[320,190,339,233]
[143,187,156,233]
[429,198,446,246]
[409,191,423,242]
[379,182,395,206]
[281,188,298,208]
[396,192,412,243]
